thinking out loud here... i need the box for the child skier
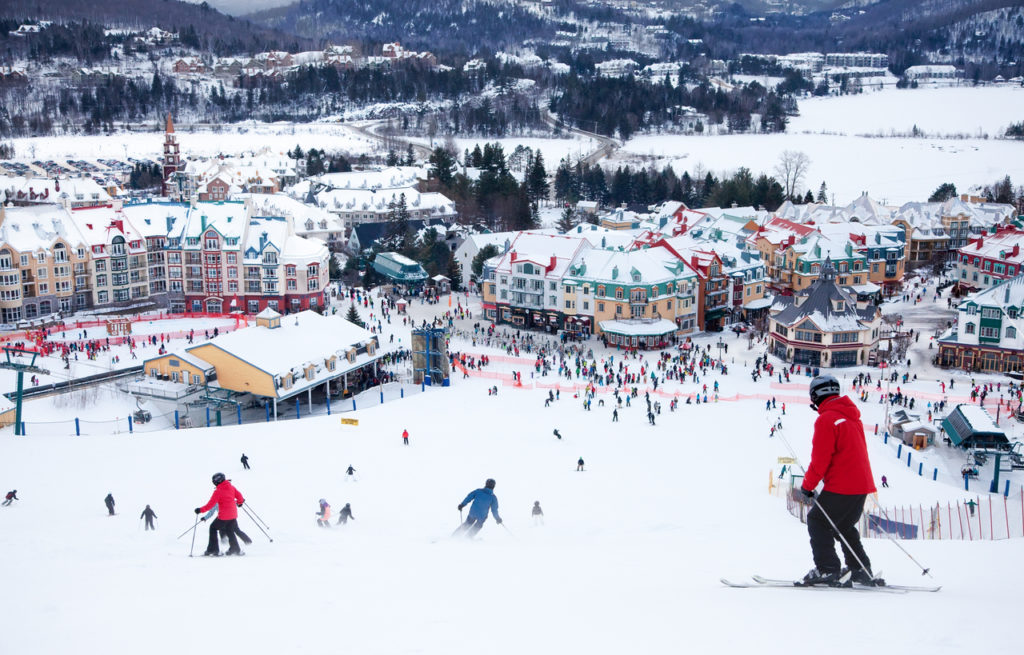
[316,499,332,527]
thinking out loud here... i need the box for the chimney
[259,232,268,250]
[976,237,983,250]
[201,215,207,231]
[1014,244,1020,257]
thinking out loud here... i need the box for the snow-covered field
[618,134,1023,205]
[790,85,1024,137]
[616,85,1024,204]
[1,284,1022,654]
[7,122,382,162]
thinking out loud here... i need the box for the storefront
[599,318,678,350]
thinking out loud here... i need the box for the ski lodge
[137,308,381,417]
[941,404,1009,450]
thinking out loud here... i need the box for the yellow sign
[777,457,795,464]
[340,418,359,426]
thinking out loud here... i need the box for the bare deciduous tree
[775,150,811,200]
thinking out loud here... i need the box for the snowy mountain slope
[2,311,1022,653]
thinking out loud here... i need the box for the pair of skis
[721,575,940,594]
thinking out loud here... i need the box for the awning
[705,308,726,319]
[599,318,678,337]
[848,282,881,294]
[743,297,773,310]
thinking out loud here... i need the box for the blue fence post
[884,432,888,444]
[75,418,80,436]
[174,411,179,430]
[964,474,970,491]
[401,387,404,398]
[128,416,133,434]
[295,397,300,420]
[1005,479,1011,497]
[897,444,902,459]
[380,389,384,404]
[918,462,922,476]
[237,404,242,425]
[326,395,331,416]
[422,382,425,392]
[265,403,270,422]
[907,452,912,467]
[933,468,938,481]
[206,407,210,427]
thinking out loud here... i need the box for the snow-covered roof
[959,228,1024,264]
[191,310,376,389]
[956,404,1003,434]
[598,318,678,336]
[495,233,589,278]
[772,259,877,331]
[0,204,85,252]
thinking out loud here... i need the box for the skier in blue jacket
[456,478,502,537]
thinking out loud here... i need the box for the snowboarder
[316,499,332,527]
[553,429,562,440]
[456,479,502,537]
[194,472,245,556]
[577,457,585,471]
[799,375,881,587]
[140,505,157,530]
[532,501,544,526]
[336,503,354,525]
[2,490,17,506]
[240,453,250,470]
[402,429,409,445]
[104,493,116,516]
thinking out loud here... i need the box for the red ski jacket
[801,395,876,496]
[200,480,245,520]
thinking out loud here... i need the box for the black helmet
[212,472,226,485]
[809,375,841,410]
[485,478,496,489]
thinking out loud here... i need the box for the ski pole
[242,502,270,530]
[177,519,202,540]
[501,523,516,539]
[870,498,934,577]
[188,514,199,557]
[774,427,879,583]
[242,504,273,542]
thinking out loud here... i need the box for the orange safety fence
[0,312,248,345]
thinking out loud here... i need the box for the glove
[801,488,815,500]
[458,504,465,511]
[237,501,243,507]
[496,518,503,525]
[194,508,201,514]
[200,517,207,522]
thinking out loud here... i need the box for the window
[97,290,109,303]
[615,288,624,300]
[95,261,106,272]
[598,302,605,312]
[981,308,1000,319]
[226,253,237,264]
[795,330,822,343]
[286,265,297,277]
[1006,327,1017,339]
[980,326,998,339]
[550,281,557,290]
[583,301,589,310]
[307,265,318,278]
[965,323,975,334]
[287,279,297,290]
[615,304,622,315]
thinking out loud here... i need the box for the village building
[768,258,881,367]
[938,273,1024,372]
[942,404,1009,450]
[953,226,1024,293]
[69,205,150,310]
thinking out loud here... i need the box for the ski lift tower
[411,327,450,386]
[0,346,50,436]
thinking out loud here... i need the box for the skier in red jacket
[194,473,245,556]
[799,375,882,587]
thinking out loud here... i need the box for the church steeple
[162,112,181,198]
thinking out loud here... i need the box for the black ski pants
[207,518,241,554]
[144,517,155,530]
[807,491,871,574]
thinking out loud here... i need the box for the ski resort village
[3,1,1024,652]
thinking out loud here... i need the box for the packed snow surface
[2,286,1023,654]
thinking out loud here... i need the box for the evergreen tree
[471,244,500,282]
[429,147,456,188]
[928,182,958,203]
[386,149,400,166]
[803,189,815,204]
[817,182,828,204]
[345,303,364,328]
[557,205,576,232]
[446,253,463,292]
[526,151,550,205]
[404,144,415,166]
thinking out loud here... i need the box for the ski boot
[844,567,885,587]
[799,568,848,587]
